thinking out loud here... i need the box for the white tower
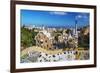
[74,20,78,48]
[75,20,78,38]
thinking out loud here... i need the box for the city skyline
[21,9,90,28]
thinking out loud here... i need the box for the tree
[78,26,89,48]
[21,27,39,49]
[65,29,72,34]
[31,29,38,45]
[21,27,33,48]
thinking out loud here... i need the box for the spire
[75,19,77,35]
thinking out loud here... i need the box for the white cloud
[77,15,82,18]
[76,14,88,19]
[76,15,82,19]
[49,11,67,15]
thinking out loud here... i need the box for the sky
[21,9,90,28]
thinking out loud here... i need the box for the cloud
[77,15,82,18]
[76,14,88,19]
[49,11,67,15]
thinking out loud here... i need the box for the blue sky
[21,9,90,28]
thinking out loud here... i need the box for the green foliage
[21,27,38,48]
[65,29,72,34]
[78,27,89,48]
[21,54,28,59]
[31,29,38,45]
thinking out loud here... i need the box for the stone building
[35,21,79,50]
[35,30,54,50]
